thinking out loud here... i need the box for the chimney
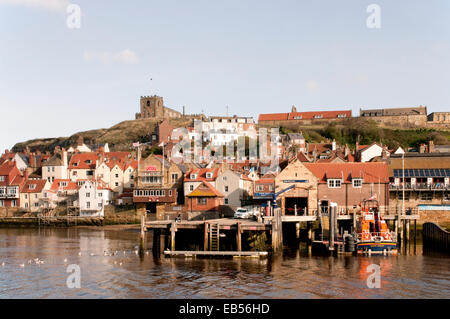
[428,140,435,153]
[63,150,68,168]
[419,144,426,154]
[5,149,9,154]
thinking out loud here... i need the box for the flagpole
[402,153,405,217]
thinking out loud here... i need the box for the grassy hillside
[274,118,450,150]
[12,116,450,153]
[12,117,194,153]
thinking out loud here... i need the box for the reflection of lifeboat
[353,199,397,255]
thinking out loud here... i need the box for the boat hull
[356,242,397,255]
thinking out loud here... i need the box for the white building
[78,180,112,217]
[42,151,68,183]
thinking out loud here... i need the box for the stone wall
[418,210,450,224]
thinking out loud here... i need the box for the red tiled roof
[184,168,220,182]
[258,113,289,122]
[50,179,79,191]
[21,179,47,193]
[0,161,17,175]
[259,110,352,122]
[69,153,98,169]
[288,110,351,120]
[304,163,389,183]
[256,178,274,184]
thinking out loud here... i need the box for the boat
[353,199,397,255]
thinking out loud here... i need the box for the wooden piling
[236,222,242,252]
[171,221,176,251]
[296,222,300,240]
[204,222,209,251]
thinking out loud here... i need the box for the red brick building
[304,162,390,214]
[185,181,223,212]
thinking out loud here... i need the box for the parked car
[234,208,251,219]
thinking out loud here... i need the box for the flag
[133,142,140,147]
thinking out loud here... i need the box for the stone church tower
[135,95,182,120]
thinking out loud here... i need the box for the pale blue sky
[1,0,449,152]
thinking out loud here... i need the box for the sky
[1,0,449,152]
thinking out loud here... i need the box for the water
[0,227,448,299]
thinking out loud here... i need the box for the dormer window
[352,179,363,188]
[60,182,68,187]
[73,162,78,167]
[86,160,91,164]
[314,115,323,119]
[327,179,342,188]
[206,172,213,179]
[28,184,36,190]
[293,116,302,120]
[190,174,197,180]
[337,114,347,118]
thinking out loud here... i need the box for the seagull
[19,263,25,268]
[114,261,117,265]
[1,262,5,267]
[134,250,138,255]
[28,260,32,264]
[63,258,68,263]
[78,252,82,256]
[119,262,122,266]
[89,253,95,256]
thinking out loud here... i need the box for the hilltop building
[359,106,428,127]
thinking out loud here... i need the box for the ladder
[209,223,220,251]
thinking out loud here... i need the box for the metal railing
[390,183,450,191]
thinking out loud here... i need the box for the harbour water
[0,227,448,299]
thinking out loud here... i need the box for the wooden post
[236,222,242,252]
[296,222,300,240]
[171,221,176,251]
[406,220,410,242]
[414,219,417,253]
[307,221,313,242]
[139,213,145,255]
[152,229,161,256]
[204,222,208,251]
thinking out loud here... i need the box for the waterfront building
[388,153,450,221]
[42,150,68,183]
[0,161,25,211]
[185,181,224,213]
[133,154,183,219]
[78,180,113,217]
[215,169,252,209]
[19,179,50,212]
[304,162,390,215]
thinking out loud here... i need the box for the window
[86,202,90,208]
[206,173,213,179]
[24,194,28,199]
[51,177,54,182]
[223,176,227,181]
[0,176,4,182]
[314,115,323,119]
[86,193,90,198]
[115,182,119,187]
[293,116,302,120]
[25,203,28,208]
[29,184,36,190]
[47,167,50,172]
[34,202,39,207]
[224,198,229,205]
[420,193,433,201]
[131,175,134,180]
[11,200,17,207]
[115,174,119,178]
[98,203,103,208]
[352,179,363,188]
[197,198,207,205]
[190,174,197,180]
[171,173,178,182]
[444,193,450,201]
[189,185,194,191]
[98,193,102,197]
[130,184,134,188]
[224,186,229,192]
[337,114,347,118]
[0,200,4,207]
[328,179,342,188]
[52,167,55,172]
[256,185,264,192]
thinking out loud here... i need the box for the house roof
[258,113,289,122]
[68,153,98,170]
[388,155,450,176]
[288,110,351,120]
[21,179,47,193]
[187,181,223,197]
[287,133,305,140]
[0,161,17,175]
[42,154,64,166]
[184,168,220,182]
[304,162,389,183]
[50,179,79,191]
[255,178,274,184]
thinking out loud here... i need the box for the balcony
[390,183,450,191]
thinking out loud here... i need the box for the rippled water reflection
[0,227,448,299]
